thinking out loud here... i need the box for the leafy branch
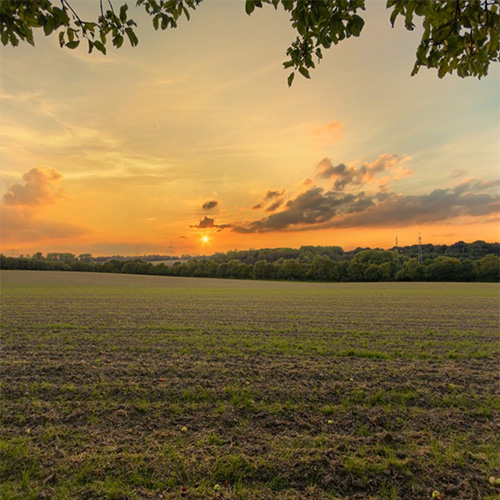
[0,0,498,83]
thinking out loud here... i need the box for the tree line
[1,240,498,282]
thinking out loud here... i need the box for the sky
[1,0,499,257]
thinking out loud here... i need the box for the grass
[0,270,499,499]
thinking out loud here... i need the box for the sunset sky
[1,0,499,257]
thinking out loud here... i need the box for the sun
[202,236,209,243]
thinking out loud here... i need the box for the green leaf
[114,34,124,48]
[298,66,310,79]
[52,7,69,27]
[349,15,365,37]
[245,0,255,15]
[66,40,79,49]
[9,34,19,47]
[43,16,55,36]
[287,72,295,87]
[389,7,399,27]
[125,27,139,46]
[120,4,128,23]
[93,40,106,54]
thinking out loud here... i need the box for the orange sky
[1,1,499,256]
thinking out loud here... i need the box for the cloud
[252,189,285,211]
[191,216,216,229]
[451,168,468,178]
[264,190,283,200]
[316,154,412,191]
[266,199,283,212]
[313,120,344,142]
[0,206,90,242]
[3,167,65,206]
[202,200,218,210]
[1,167,89,243]
[190,216,232,231]
[454,178,500,194]
[232,168,499,234]
[233,187,374,233]
[325,188,500,229]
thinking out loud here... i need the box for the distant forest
[1,240,499,282]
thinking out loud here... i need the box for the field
[1,271,499,500]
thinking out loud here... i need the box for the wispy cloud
[1,212,90,241]
[313,119,344,143]
[451,168,468,178]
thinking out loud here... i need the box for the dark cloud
[233,187,373,233]
[3,167,65,206]
[202,200,218,210]
[266,200,283,212]
[191,216,216,229]
[252,189,285,211]
[326,189,500,229]
[232,184,499,233]
[316,158,347,179]
[264,190,283,200]
[233,155,496,234]
[190,216,232,230]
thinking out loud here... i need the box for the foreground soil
[1,271,499,499]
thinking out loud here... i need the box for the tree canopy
[2,240,499,282]
[1,0,499,84]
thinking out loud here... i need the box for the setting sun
[202,236,209,243]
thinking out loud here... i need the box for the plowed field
[1,271,499,499]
